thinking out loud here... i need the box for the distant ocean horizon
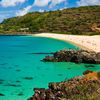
[0,35,100,100]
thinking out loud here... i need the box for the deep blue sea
[0,35,100,100]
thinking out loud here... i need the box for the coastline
[0,32,100,52]
[32,33,100,53]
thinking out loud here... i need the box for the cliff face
[0,6,100,34]
[28,71,100,100]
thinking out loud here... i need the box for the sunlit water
[0,35,100,100]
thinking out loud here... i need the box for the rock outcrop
[91,23,100,32]
[28,71,100,100]
[42,49,100,64]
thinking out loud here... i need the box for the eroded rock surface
[28,71,100,100]
[42,49,100,64]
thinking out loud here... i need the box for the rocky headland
[28,71,100,100]
[42,49,100,64]
[27,49,100,100]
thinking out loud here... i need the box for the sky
[0,0,100,22]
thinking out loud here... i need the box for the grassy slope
[0,6,100,35]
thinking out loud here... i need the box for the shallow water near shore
[0,35,100,100]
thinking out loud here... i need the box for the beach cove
[0,35,100,100]
[33,33,100,53]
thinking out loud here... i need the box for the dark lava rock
[16,69,21,72]
[4,83,21,87]
[97,72,100,78]
[0,93,5,96]
[17,92,24,96]
[16,80,21,83]
[22,77,33,80]
[85,65,95,68]
[83,70,93,75]
[28,71,100,100]
[42,56,55,62]
[42,49,100,64]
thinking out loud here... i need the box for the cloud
[0,0,26,7]
[0,14,8,22]
[33,0,67,7]
[49,0,66,8]
[77,0,100,6]
[33,0,51,7]
[15,0,67,16]
[0,11,14,22]
[39,9,45,12]
[16,5,32,16]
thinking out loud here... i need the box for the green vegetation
[0,6,100,35]
[69,80,100,100]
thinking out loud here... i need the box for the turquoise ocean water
[0,35,100,100]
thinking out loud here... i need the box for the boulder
[42,49,100,64]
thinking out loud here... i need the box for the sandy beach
[33,33,100,53]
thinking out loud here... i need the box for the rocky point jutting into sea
[42,49,100,64]
[27,49,100,100]
[28,70,100,100]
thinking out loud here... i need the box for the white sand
[32,33,100,53]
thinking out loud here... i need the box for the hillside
[0,6,100,35]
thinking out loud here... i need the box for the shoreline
[0,32,100,52]
[32,33,100,53]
